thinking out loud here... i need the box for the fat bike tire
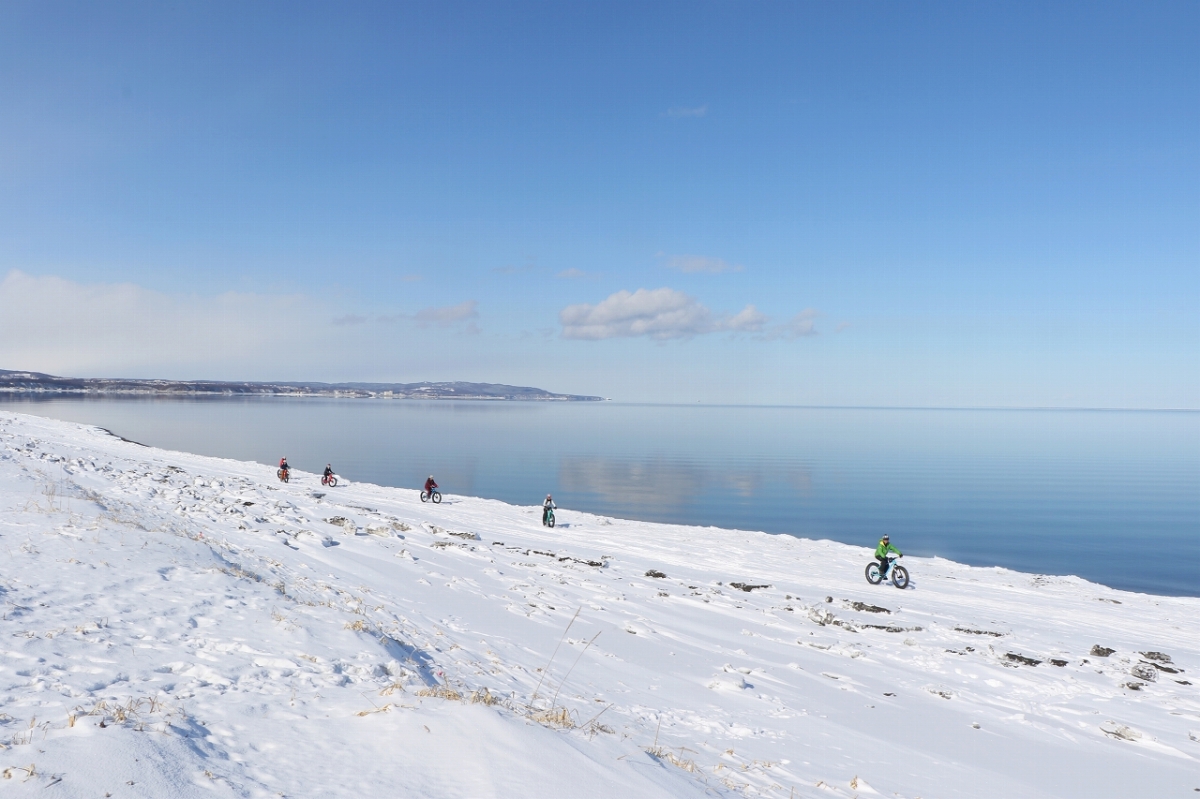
[545,511,555,528]
[277,469,289,483]
[891,565,909,589]
[420,491,429,503]
[865,562,883,585]
[323,476,337,487]
[431,491,442,504]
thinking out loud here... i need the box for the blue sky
[1,1,1196,406]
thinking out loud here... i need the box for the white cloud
[0,269,325,376]
[727,304,769,332]
[0,271,489,378]
[556,268,587,279]
[412,300,478,327]
[666,255,744,274]
[559,288,765,341]
[765,309,819,340]
[664,105,708,118]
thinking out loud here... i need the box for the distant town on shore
[0,369,605,402]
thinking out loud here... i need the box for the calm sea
[2,396,1196,597]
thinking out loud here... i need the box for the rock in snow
[0,411,1196,798]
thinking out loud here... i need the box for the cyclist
[424,475,438,496]
[279,456,290,474]
[542,494,556,526]
[323,464,334,482]
[875,534,902,576]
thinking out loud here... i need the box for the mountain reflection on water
[0,395,1195,596]
[558,456,813,514]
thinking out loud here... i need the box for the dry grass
[1,763,36,781]
[415,686,463,701]
[582,718,613,736]
[645,746,697,773]
[529,707,575,729]
[469,687,500,706]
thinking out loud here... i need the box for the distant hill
[0,369,604,401]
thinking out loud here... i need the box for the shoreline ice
[0,410,1196,797]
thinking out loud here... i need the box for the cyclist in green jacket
[875,534,902,576]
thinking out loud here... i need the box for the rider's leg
[877,555,889,575]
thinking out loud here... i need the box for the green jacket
[875,539,901,559]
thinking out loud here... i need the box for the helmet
[429,475,433,479]
[546,494,552,499]
[882,535,890,541]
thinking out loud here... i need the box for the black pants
[876,555,890,575]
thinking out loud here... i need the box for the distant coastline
[0,369,605,402]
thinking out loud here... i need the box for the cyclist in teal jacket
[875,535,902,576]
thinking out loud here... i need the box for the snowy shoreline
[1,410,1197,798]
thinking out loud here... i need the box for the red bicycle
[322,473,338,487]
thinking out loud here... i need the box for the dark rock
[1139,651,1172,663]
[729,582,769,592]
[645,570,667,579]
[1130,663,1158,682]
[1049,659,1068,667]
[1005,653,1041,667]
[847,601,890,614]
[956,627,1004,637]
[1090,645,1115,657]
[864,624,921,633]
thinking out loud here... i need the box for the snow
[0,410,1197,798]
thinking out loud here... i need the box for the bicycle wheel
[420,491,429,503]
[546,510,555,528]
[891,565,909,589]
[327,476,337,487]
[431,491,441,504]
[865,562,883,585]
